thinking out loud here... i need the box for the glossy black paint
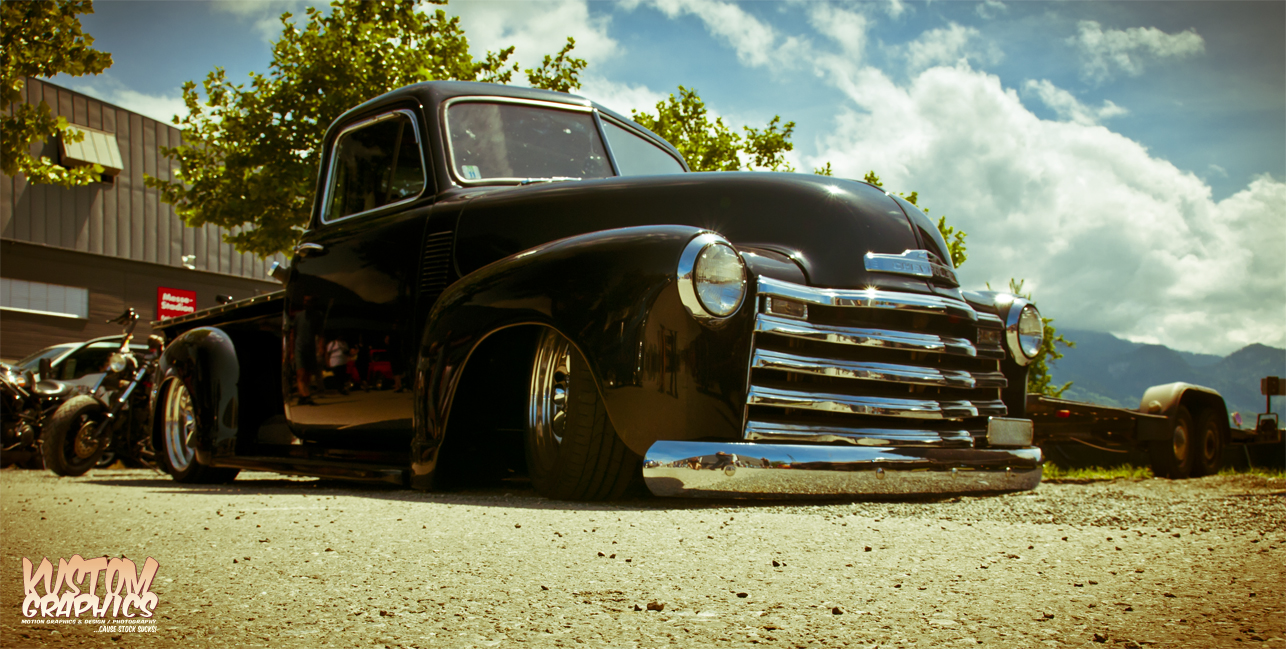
[410,225,754,487]
[156,80,1017,491]
[153,327,241,464]
[453,173,931,293]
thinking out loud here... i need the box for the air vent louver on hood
[419,230,454,305]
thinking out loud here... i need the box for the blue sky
[55,0,1285,355]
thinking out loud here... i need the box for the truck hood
[452,172,948,294]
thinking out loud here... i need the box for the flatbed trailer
[1028,378,1284,478]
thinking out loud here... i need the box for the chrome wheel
[164,380,197,472]
[528,330,573,471]
[72,418,101,459]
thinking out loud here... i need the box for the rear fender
[152,327,240,464]
[410,225,755,488]
[1139,382,1230,442]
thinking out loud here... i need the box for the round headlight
[694,243,746,317]
[1017,305,1044,359]
[1003,298,1044,365]
[678,233,747,322]
[108,352,128,373]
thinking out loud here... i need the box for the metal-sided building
[0,77,285,361]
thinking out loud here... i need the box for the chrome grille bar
[755,314,979,357]
[744,420,974,447]
[749,385,1007,420]
[758,276,978,320]
[752,349,1007,389]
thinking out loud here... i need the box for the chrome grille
[745,277,1008,448]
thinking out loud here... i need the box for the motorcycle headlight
[109,353,129,373]
[678,233,747,321]
[1005,300,1045,365]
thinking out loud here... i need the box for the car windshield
[446,101,612,183]
[16,344,76,372]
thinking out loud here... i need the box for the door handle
[294,242,326,257]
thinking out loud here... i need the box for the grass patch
[1043,464,1152,481]
[1043,463,1286,481]
[1218,465,1286,479]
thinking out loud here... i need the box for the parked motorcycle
[42,309,159,476]
[1,361,80,469]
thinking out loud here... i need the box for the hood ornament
[863,250,958,287]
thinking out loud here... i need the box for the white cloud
[445,0,619,75]
[210,0,321,44]
[976,0,1006,20]
[882,0,909,20]
[642,0,809,70]
[808,64,1284,355]
[902,23,1001,73]
[577,76,668,117]
[59,76,188,125]
[807,4,869,64]
[1023,79,1128,126]
[1069,20,1205,82]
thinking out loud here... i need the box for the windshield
[16,344,76,372]
[446,101,611,183]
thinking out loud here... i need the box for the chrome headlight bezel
[1003,298,1044,366]
[677,233,747,323]
[108,352,129,373]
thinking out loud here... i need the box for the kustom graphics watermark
[21,555,161,631]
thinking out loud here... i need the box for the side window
[325,110,426,222]
[602,121,685,176]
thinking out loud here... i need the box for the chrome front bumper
[642,441,1043,498]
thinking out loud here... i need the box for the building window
[0,278,89,319]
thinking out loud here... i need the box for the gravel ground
[2,468,1283,648]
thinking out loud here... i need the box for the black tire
[525,329,639,500]
[1194,409,1225,477]
[158,379,239,484]
[1149,405,1196,479]
[42,396,109,477]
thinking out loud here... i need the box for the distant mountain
[1050,329,1285,418]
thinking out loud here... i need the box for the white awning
[60,125,124,176]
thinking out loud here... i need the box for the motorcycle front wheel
[42,396,109,477]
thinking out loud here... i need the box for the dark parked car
[150,81,1046,500]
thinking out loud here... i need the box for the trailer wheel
[1194,409,1225,476]
[1148,405,1195,479]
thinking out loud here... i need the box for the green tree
[148,0,581,257]
[1,0,113,187]
[631,86,800,172]
[524,37,586,93]
[1005,279,1076,397]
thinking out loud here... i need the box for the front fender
[411,225,755,485]
[152,327,240,464]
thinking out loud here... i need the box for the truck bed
[151,290,286,337]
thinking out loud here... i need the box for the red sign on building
[157,287,197,320]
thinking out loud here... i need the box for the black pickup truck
[150,81,1048,500]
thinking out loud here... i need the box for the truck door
[284,107,431,453]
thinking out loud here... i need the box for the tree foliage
[1006,279,1076,397]
[147,0,584,257]
[0,0,113,187]
[524,37,586,93]
[630,86,800,172]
